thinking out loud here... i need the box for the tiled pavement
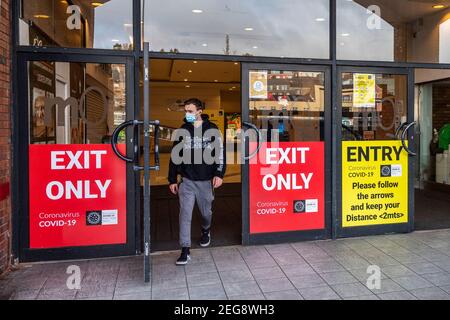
[3,230,450,300]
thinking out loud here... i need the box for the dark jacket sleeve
[213,128,226,179]
[168,135,182,184]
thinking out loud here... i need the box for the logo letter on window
[67,5,81,30]
[367,5,382,30]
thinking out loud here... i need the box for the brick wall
[0,0,11,276]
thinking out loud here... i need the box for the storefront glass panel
[142,0,330,59]
[19,0,133,50]
[26,60,128,249]
[337,0,450,63]
[340,71,411,233]
[245,67,328,238]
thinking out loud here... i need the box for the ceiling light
[253,46,258,49]
[188,70,192,73]
[244,27,254,31]
[341,33,350,37]
[202,43,208,47]
[433,4,445,9]
[315,18,326,22]
[184,79,188,82]
[192,9,203,13]
[112,39,120,42]
[124,23,132,27]
[193,61,198,64]
[185,85,190,88]
[234,62,238,65]
[34,14,50,19]
[214,80,218,82]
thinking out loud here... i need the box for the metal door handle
[111,119,161,171]
[242,121,262,160]
[342,124,362,140]
[111,120,142,163]
[134,120,161,171]
[152,120,160,169]
[395,122,409,140]
[401,122,417,156]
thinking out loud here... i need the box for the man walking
[169,98,226,265]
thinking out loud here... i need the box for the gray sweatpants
[178,178,215,248]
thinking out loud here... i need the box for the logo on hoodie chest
[183,136,213,150]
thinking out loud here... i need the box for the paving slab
[3,230,450,300]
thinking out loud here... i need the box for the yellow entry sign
[342,141,408,227]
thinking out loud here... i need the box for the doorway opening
[414,69,450,230]
[144,59,242,251]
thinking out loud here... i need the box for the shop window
[28,61,126,144]
[341,73,407,141]
[19,0,133,50]
[141,0,330,59]
[249,70,325,142]
[337,0,450,63]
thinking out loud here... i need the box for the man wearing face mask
[168,98,226,265]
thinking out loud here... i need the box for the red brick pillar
[0,0,11,276]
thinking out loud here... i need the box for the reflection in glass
[20,0,133,50]
[338,0,450,62]
[29,61,127,144]
[249,70,325,142]
[341,73,407,141]
[142,0,329,58]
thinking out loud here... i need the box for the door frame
[334,66,416,238]
[14,52,138,262]
[241,63,333,245]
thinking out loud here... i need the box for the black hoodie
[168,114,226,184]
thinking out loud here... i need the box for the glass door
[241,64,331,245]
[16,53,137,262]
[336,67,415,238]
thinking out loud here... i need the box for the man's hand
[212,177,223,189]
[169,183,179,195]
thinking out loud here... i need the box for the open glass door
[336,67,415,238]
[241,64,332,245]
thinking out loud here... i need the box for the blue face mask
[185,113,197,123]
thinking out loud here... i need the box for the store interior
[145,59,243,251]
[414,69,450,230]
